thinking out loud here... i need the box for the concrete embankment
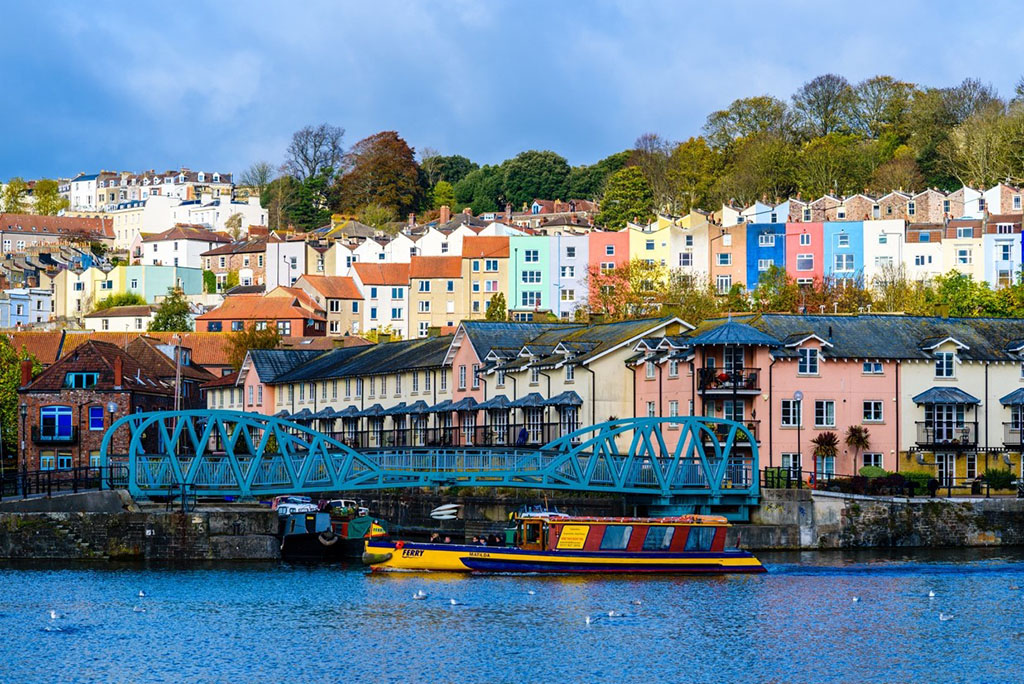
[730,488,1024,550]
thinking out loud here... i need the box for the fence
[0,465,129,500]
[760,466,1017,498]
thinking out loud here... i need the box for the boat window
[642,526,675,551]
[599,525,632,550]
[524,523,542,545]
[684,526,716,551]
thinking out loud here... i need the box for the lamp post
[19,403,27,494]
[793,390,804,480]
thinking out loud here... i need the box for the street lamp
[793,390,803,479]
[19,403,27,489]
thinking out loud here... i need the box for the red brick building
[201,237,269,291]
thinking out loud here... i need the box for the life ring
[318,531,338,546]
[395,541,405,549]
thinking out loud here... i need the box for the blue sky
[4,0,1024,179]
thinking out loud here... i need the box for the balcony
[700,419,759,445]
[915,421,977,449]
[698,367,760,394]
[1004,423,1024,448]
[31,426,78,446]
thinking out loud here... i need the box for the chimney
[505,203,512,223]
[439,205,451,225]
[463,207,472,216]
[113,355,123,389]
[408,212,416,227]
[378,332,391,344]
[19,359,32,387]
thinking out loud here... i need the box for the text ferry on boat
[362,513,765,574]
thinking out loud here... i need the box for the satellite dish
[1004,453,1013,466]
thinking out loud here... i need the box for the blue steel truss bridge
[99,411,760,519]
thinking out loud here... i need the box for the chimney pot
[20,359,32,387]
[114,355,124,388]
[439,205,451,225]
[408,213,416,227]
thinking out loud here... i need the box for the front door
[936,453,955,487]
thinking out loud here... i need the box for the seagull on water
[449,598,460,606]
[133,605,146,613]
[852,597,860,603]
[413,590,428,600]
[928,590,936,598]
[607,610,622,618]
[49,610,64,620]
[527,590,536,596]
[630,599,643,606]
[138,591,146,598]
[585,615,594,625]
[940,613,954,622]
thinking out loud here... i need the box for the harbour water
[4,549,1024,683]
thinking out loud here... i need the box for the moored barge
[363,514,764,574]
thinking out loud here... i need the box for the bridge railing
[0,465,129,500]
[323,422,570,450]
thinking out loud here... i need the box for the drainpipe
[628,363,638,419]
[690,359,695,415]
[539,369,553,436]
[769,356,777,468]
[895,360,900,473]
[581,364,597,425]
[658,359,663,417]
[984,361,989,473]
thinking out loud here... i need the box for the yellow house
[461,236,509,320]
[53,267,112,322]
[942,218,985,280]
[627,221,676,273]
[409,256,465,336]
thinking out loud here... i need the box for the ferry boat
[362,514,765,574]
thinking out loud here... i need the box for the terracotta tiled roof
[143,224,231,243]
[410,256,462,279]
[352,262,411,285]
[23,340,173,394]
[267,286,324,313]
[6,331,64,365]
[297,275,362,300]
[196,296,327,322]
[462,236,509,258]
[83,305,156,318]
[0,213,114,239]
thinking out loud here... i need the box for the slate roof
[272,335,453,384]
[457,322,580,361]
[509,317,681,367]
[125,336,214,382]
[1000,388,1024,406]
[201,237,268,256]
[912,387,981,405]
[687,320,782,347]
[247,349,326,383]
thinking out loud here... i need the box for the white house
[265,236,308,288]
[67,174,100,211]
[141,225,230,269]
[350,262,411,339]
[172,195,267,235]
[353,238,386,263]
[383,233,417,262]
[82,305,157,332]
[110,195,182,251]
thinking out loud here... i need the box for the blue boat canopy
[544,390,583,407]
[1000,388,1024,406]
[510,392,546,408]
[688,320,782,347]
[451,397,479,412]
[478,395,512,410]
[912,387,980,405]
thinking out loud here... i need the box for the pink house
[786,222,824,285]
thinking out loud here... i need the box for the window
[863,400,883,423]
[560,265,575,279]
[914,255,925,267]
[837,208,846,220]
[798,348,819,375]
[277,321,291,336]
[522,270,542,283]
[758,233,776,247]
[979,198,986,211]
[231,321,244,332]
[834,254,854,272]
[875,255,894,267]
[418,321,429,337]
[599,526,632,550]
[935,351,955,378]
[679,253,692,267]
[872,204,881,219]
[770,212,778,223]
[757,258,773,272]
[863,361,883,374]
[565,364,574,382]
[64,372,98,389]
[836,233,850,248]
[716,253,732,266]
[605,245,615,256]
[471,260,480,272]
[799,233,811,246]
[418,281,431,293]
[863,453,883,469]
[530,366,540,384]
[601,261,615,272]
[908,201,916,217]
[391,287,404,299]
[684,526,715,551]
[424,372,431,391]
[998,243,1012,261]
[966,452,977,480]
[40,453,55,471]
[668,400,679,418]
[566,246,576,258]
[391,307,403,319]
[370,287,378,299]
[781,399,802,427]
[956,226,973,239]
[998,224,1014,235]
[524,250,539,262]
[560,289,575,302]
[715,275,731,294]
[88,406,104,431]
[299,382,306,401]
[485,280,498,292]
[440,370,448,391]
[943,199,950,215]
[642,526,674,551]
[521,291,541,307]
[645,360,656,379]
[458,365,467,390]
[796,254,813,271]
[418,301,430,313]
[40,406,73,438]
[803,208,811,222]
[248,385,254,405]
[814,400,835,427]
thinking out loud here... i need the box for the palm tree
[811,431,839,479]
[845,425,871,471]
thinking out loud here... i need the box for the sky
[3,0,1024,180]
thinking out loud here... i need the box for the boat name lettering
[468,552,490,558]
[401,548,425,557]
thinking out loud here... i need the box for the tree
[285,123,345,180]
[453,165,504,214]
[421,154,478,186]
[811,431,840,462]
[797,133,874,197]
[202,270,216,294]
[225,270,240,290]
[791,74,855,138]
[0,338,42,460]
[869,148,925,194]
[845,425,871,469]
[659,271,721,325]
[631,133,674,211]
[239,161,274,197]
[225,213,244,240]
[148,288,193,332]
[851,75,916,139]
[359,203,396,229]
[485,292,507,321]
[717,134,798,205]
[33,179,69,215]
[752,265,799,312]
[262,174,301,230]
[941,100,1011,188]
[587,258,666,320]
[667,137,722,212]
[501,150,571,208]
[1,178,29,213]
[432,180,455,210]
[93,292,147,311]
[566,150,631,200]
[871,264,934,314]
[596,167,654,230]
[226,324,282,372]
[703,95,792,149]
[932,271,1000,317]
[335,131,425,217]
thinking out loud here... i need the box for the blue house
[745,223,787,290]
[822,221,864,281]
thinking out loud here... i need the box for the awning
[510,392,546,408]
[336,405,360,418]
[273,410,290,419]
[406,400,431,414]
[356,403,385,417]
[544,390,583,407]
[477,395,512,411]
[426,399,453,413]
[912,387,980,405]
[451,397,479,412]
[290,408,314,421]
[1001,388,1024,406]
[382,402,408,416]
[311,408,335,420]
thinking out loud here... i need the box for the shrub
[858,466,888,479]
[901,471,933,495]
[983,467,1015,490]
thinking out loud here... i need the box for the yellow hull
[363,540,765,574]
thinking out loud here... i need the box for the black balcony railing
[700,419,759,444]
[31,426,78,446]
[698,367,760,393]
[915,421,978,448]
[1004,423,1023,448]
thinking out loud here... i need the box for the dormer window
[213,173,220,182]
[797,348,819,375]
[197,173,205,182]
[935,352,955,378]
